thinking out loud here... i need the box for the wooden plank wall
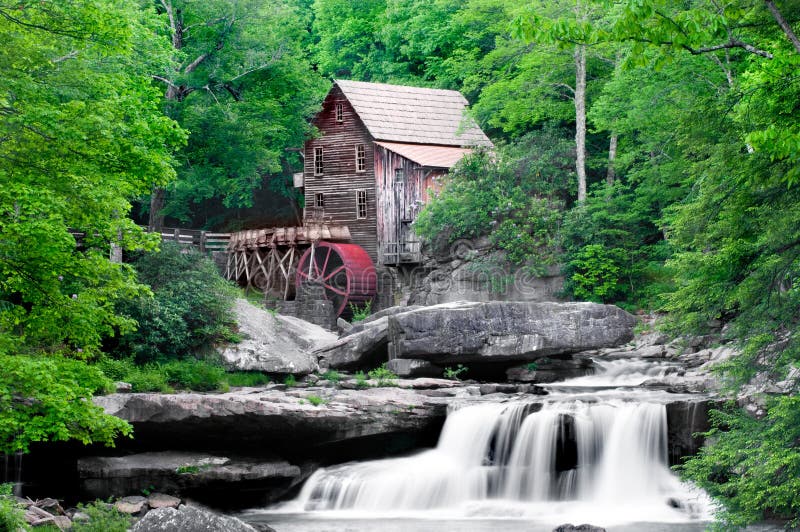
[374,145,430,265]
[304,86,378,263]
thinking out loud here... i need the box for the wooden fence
[152,227,231,252]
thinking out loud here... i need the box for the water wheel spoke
[321,284,347,297]
[321,247,333,275]
[321,265,346,283]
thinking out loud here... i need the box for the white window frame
[314,192,324,207]
[356,189,368,219]
[314,147,323,176]
[355,144,366,172]
[335,102,343,123]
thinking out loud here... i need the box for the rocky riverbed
[16,299,761,531]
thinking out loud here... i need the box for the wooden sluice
[224,224,352,300]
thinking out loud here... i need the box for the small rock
[52,515,72,529]
[115,381,133,393]
[553,524,607,532]
[337,318,353,333]
[114,495,148,515]
[71,512,90,522]
[147,493,181,510]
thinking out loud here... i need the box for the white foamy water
[556,358,680,387]
[270,397,712,527]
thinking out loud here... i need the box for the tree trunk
[575,43,587,202]
[148,187,166,232]
[606,133,618,186]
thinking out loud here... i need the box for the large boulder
[78,452,301,502]
[315,316,391,369]
[131,504,257,532]
[387,301,636,364]
[93,386,449,457]
[219,299,336,375]
[315,301,636,370]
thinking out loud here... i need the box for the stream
[240,355,729,531]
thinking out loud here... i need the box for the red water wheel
[295,242,377,316]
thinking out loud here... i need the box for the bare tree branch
[684,39,773,59]
[183,53,208,74]
[764,0,800,54]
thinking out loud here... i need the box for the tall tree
[150,0,324,229]
[0,0,183,452]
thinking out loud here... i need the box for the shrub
[283,374,297,387]
[160,359,226,392]
[443,364,468,380]
[368,364,398,387]
[321,370,341,384]
[225,372,270,387]
[0,484,25,532]
[349,301,372,322]
[414,145,564,267]
[71,501,131,532]
[307,395,327,406]
[107,243,238,364]
[354,371,369,389]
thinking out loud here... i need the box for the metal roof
[334,79,493,148]
[374,141,474,168]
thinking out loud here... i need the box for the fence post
[200,231,207,253]
[173,228,180,244]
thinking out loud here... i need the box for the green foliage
[0,354,131,454]
[283,374,297,387]
[108,243,238,363]
[176,465,201,474]
[321,370,342,384]
[680,398,800,528]
[349,301,372,322]
[225,372,271,388]
[72,501,132,532]
[0,0,184,359]
[525,362,538,371]
[157,0,324,222]
[95,356,232,393]
[443,364,468,380]
[0,487,25,532]
[307,395,327,406]
[415,146,564,267]
[368,364,398,387]
[354,371,369,389]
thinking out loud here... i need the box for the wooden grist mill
[224,221,377,316]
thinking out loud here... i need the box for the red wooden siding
[304,86,378,263]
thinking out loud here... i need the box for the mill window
[356,189,367,219]
[314,147,323,176]
[314,193,324,207]
[335,103,343,123]
[355,144,366,172]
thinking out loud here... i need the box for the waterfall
[291,399,711,524]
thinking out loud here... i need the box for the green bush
[349,300,372,322]
[283,374,297,387]
[368,364,398,387]
[443,364,468,380]
[321,370,341,384]
[108,243,238,364]
[414,138,565,267]
[71,501,131,532]
[680,397,800,529]
[0,484,25,532]
[160,359,226,392]
[225,372,270,387]
[307,395,327,406]
[95,356,232,393]
[354,371,369,389]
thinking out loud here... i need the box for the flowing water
[244,357,716,531]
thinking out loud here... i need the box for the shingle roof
[335,79,493,148]
[374,142,473,168]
